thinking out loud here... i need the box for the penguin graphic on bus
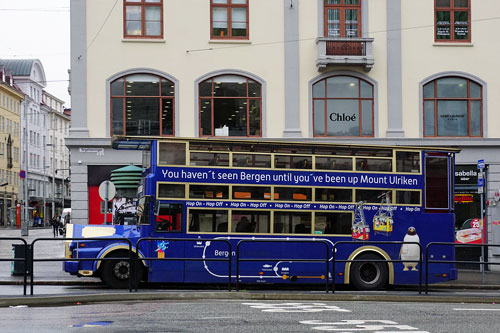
[400,227,420,271]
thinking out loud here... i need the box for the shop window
[435,0,470,42]
[324,0,361,38]
[313,75,373,137]
[111,73,175,136]
[124,0,163,38]
[211,0,248,39]
[199,75,261,137]
[423,77,482,137]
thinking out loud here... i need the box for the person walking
[51,216,59,238]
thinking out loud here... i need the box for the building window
[199,75,261,137]
[435,0,470,42]
[312,75,373,137]
[124,0,163,38]
[324,0,361,37]
[211,0,248,39]
[423,76,482,137]
[111,73,175,136]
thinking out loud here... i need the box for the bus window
[275,145,313,154]
[315,188,352,202]
[356,189,392,204]
[274,212,312,234]
[355,158,392,172]
[275,155,312,169]
[275,187,312,201]
[396,190,421,205]
[233,153,271,168]
[188,209,228,232]
[315,157,352,170]
[190,152,229,166]
[396,151,421,173]
[231,210,270,233]
[190,185,229,199]
[425,156,449,210]
[159,142,186,165]
[158,184,185,199]
[314,212,352,234]
[155,204,182,232]
[232,186,272,200]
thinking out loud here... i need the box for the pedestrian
[51,215,59,238]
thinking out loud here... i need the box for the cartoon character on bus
[400,227,420,271]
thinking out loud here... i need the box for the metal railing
[0,237,29,295]
[136,238,232,291]
[7,237,500,297]
[30,238,135,295]
[425,242,500,294]
[333,241,423,294]
[235,239,330,293]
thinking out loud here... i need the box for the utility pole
[51,115,56,218]
[22,103,29,236]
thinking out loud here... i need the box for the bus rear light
[338,272,343,276]
[259,272,263,275]
[442,274,447,277]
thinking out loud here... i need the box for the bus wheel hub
[113,261,130,280]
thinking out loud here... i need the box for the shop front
[454,164,486,270]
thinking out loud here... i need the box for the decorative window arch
[312,75,374,137]
[110,73,175,136]
[423,76,482,137]
[199,74,262,137]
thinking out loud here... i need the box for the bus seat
[216,222,228,232]
[249,221,256,232]
[294,223,307,234]
[274,222,283,233]
[208,156,219,166]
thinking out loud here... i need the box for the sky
[0,0,71,107]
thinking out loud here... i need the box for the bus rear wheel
[350,253,388,291]
[101,252,144,289]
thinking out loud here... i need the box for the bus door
[149,203,185,283]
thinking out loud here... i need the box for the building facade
[0,59,70,226]
[0,65,23,227]
[69,0,500,267]
[42,91,71,216]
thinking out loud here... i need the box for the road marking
[242,302,351,313]
[201,316,239,320]
[454,308,500,311]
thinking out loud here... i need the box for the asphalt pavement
[1,226,500,307]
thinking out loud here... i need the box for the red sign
[19,170,26,179]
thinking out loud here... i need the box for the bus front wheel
[350,253,388,291]
[100,252,144,289]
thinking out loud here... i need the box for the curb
[1,290,500,307]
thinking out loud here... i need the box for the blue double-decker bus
[64,137,459,290]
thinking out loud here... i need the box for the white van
[60,208,71,234]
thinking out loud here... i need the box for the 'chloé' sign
[329,113,357,122]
